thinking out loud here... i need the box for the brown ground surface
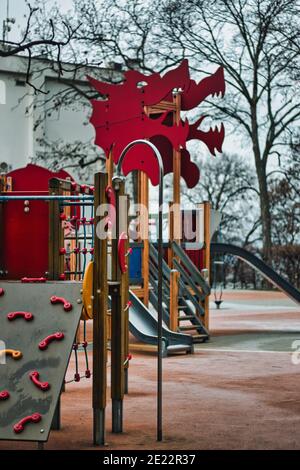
[1,290,300,450]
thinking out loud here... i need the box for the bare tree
[50,0,300,262]
[153,0,300,263]
[269,145,300,287]
[181,152,261,246]
[4,0,299,256]
[0,2,82,93]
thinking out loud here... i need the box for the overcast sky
[0,0,73,41]
[0,0,283,169]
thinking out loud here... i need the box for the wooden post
[202,201,211,330]
[110,178,126,432]
[167,202,174,267]
[172,92,182,245]
[48,178,64,280]
[122,196,130,394]
[48,178,69,430]
[139,171,149,306]
[169,269,180,331]
[0,178,5,279]
[106,151,114,187]
[93,172,108,445]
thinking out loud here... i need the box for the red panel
[87,59,190,123]
[150,136,200,188]
[181,66,225,111]
[2,196,49,279]
[188,117,225,156]
[6,164,70,192]
[88,60,226,189]
[185,248,205,271]
[1,164,74,280]
[122,144,160,186]
[91,114,189,165]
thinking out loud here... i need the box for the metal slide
[211,243,300,304]
[128,291,194,356]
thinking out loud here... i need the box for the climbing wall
[0,281,82,442]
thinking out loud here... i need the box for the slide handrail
[211,243,300,304]
[171,241,211,296]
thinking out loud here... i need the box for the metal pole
[0,195,93,201]
[113,139,164,442]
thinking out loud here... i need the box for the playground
[0,57,299,452]
[0,291,299,450]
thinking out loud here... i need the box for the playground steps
[178,315,196,321]
[178,324,205,331]
[176,304,189,310]
[149,243,210,343]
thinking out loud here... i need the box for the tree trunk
[256,162,272,264]
[251,98,273,265]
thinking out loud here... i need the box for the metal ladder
[149,242,210,342]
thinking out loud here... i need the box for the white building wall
[44,80,94,151]
[0,55,115,179]
[0,71,32,169]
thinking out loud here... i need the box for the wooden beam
[172,92,182,243]
[0,178,5,277]
[147,100,177,114]
[130,286,153,298]
[122,196,130,393]
[138,170,149,306]
[110,178,126,432]
[167,202,174,267]
[93,172,108,445]
[48,178,64,280]
[169,269,180,331]
[202,201,211,330]
[106,151,114,187]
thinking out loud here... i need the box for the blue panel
[129,247,142,282]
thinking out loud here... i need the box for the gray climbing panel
[0,281,82,442]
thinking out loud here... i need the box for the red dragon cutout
[87,59,225,188]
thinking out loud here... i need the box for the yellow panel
[82,261,93,319]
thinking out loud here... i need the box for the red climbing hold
[118,232,129,274]
[21,277,47,283]
[21,277,47,284]
[0,288,4,297]
[50,296,73,312]
[29,371,50,391]
[7,311,34,322]
[39,332,65,351]
[13,413,42,434]
[0,390,10,401]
